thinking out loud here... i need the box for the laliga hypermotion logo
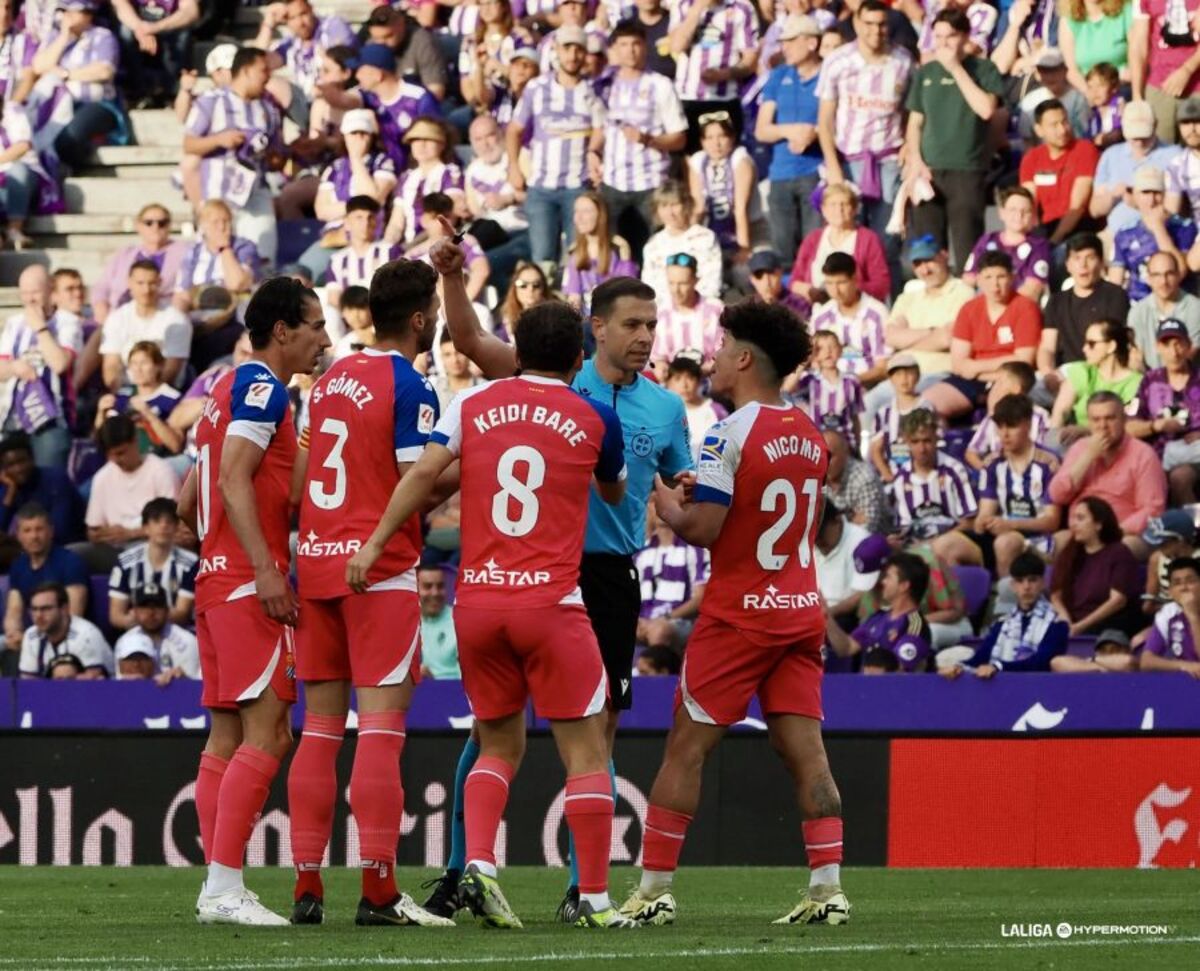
[743,585,821,610]
[543,777,648,866]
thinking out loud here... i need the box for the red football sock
[287,712,345,901]
[360,859,398,908]
[564,771,614,894]
[642,804,693,874]
[211,744,280,870]
[464,756,515,868]
[195,752,228,866]
[803,817,844,869]
[349,711,407,876]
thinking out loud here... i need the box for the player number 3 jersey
[298,349,440,597]
[693,401,829,641]
[430,375,626,608]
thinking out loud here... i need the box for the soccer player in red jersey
[346,289,635,929]
[286,258,453,929]
[618,300,852,927]
[177,277,329,925]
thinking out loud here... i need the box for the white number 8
[492,445,545,537]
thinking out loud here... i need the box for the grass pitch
[1,867,1196,970]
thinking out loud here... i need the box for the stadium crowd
[5,0,1200,682]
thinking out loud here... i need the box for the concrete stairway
[0,0,371,311]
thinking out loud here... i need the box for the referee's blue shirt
[573,359,694,556]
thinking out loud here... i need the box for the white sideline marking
[15,935,1200,971]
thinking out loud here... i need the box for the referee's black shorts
[580,552,641,711]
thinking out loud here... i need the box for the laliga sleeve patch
[418,403,435,434]
[244,381,274,410]
[699,435,726,463]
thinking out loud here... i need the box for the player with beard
[424,233,693,921]
[286,258,453,928]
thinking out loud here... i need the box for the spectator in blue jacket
[940,551,1069,677]
[0,433,83,545]
[4,502,89,658]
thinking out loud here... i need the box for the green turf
[1,867,1196,970]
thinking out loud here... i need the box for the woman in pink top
[789,183,891,304]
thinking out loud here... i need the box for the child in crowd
[95,341,182,456]
[331,286,374,359]
[965,361,1051,469]
[404,192,491,302]
[1085,62,1124,149]
[961,186,1051,302]
[325,195,400,306]
[791,330,864,445]
[664,353,726,462]
[1140,510,1199,614]
[870,354,932,482]
[891,408,981,567]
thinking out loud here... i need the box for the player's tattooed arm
[348,442,456,592]
[221,436,300,626]
[652,473,728,549]
[430,217,517,380]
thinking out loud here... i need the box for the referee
[429,245,694,922]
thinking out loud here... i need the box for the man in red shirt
[924,250,1042,418]
[1020,99,1099,245]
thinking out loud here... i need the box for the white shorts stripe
[470,767,510,787]
[303,731,343,741]
[645,825,686,840]
[564,792,614,804]
[359,729,407,737]
[806,841,843,850]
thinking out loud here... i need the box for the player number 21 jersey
[693,401,829,642]
[194,362,297,614]
[430,375,626,608]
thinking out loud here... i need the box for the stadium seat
[87,574,115,644]
[954,565,992,627]
[1066,637,1098,659]
[442,563,457,605]
[276,219,324,267]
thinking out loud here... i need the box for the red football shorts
[295,590,422,687]
[454,603,608,721]
[198,597,296,710]
[675,616,824,726]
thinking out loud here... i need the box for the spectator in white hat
[297,108,398,281]
[173,43,237,210]
[1090,100,1182,237]
[1109,166,1197,301]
